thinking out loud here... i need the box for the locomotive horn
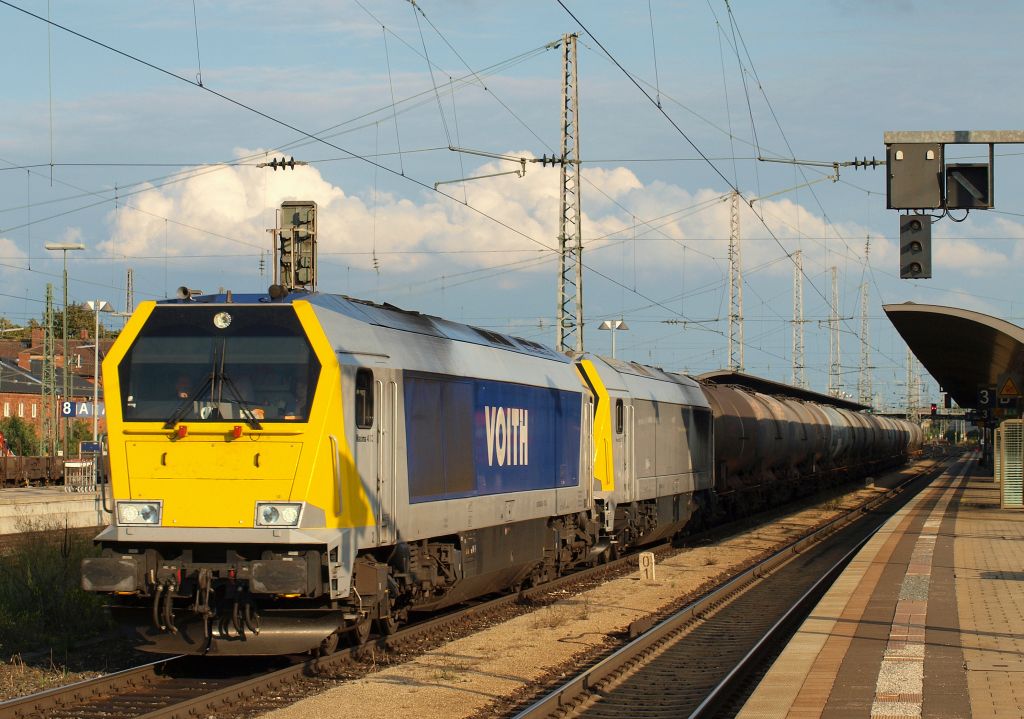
[176,286,202,300]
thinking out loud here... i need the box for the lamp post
[85,301,112,442]
[45,242,85,457]
[598,319,629,359]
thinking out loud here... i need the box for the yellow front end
[102,300,372,532]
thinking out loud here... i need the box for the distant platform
[0,485,111,536]
[739,450,1024,718]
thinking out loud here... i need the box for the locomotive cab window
[615,399,624,434]
[118,305,320,424]
[355,368,374,429]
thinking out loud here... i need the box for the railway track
[0,517,688,719]
[506,454,956,719]
[0,457,945,719]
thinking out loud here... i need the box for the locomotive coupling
[81,553,322,597]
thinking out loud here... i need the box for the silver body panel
[309,299,590,551]
[583,356,714,507]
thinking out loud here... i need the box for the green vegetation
[0,523,109,657]
[0,417,38,456]
[67,421,92,455]
[3,302,119,342]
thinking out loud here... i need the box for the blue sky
[2,0,1022,408]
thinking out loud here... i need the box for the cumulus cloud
[0,237,28,270]
[934,238,1008,278]
[100,149,1013,294]
[61,227,84,244]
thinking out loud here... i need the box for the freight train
[81,290,922,656]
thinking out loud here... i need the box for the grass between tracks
[0,520,110,659]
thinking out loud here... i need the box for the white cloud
[913,287,1003,317]
[101,150,1022,298]
[0,237,28,270]
[61,227,84,244]
[935,238,1008,278]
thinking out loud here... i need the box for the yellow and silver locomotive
[84,293,652,654]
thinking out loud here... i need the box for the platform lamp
[85,301,112,442]
[598,319,629,359]
[45,241,85,457]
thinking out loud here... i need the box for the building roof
[883,302,1024,409]
[0,358,42,394]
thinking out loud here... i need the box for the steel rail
[687,454,972,719]
[0,535,656,719]
[0,656,183,719]
[0,456,943,719]
[509,455,951,719]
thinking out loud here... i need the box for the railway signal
[899,214,932,279]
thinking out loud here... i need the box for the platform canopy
[883,303,1024,409]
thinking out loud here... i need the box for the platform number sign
[60,402,105,417]
[978,386,996,408]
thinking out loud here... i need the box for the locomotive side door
[376,378,397,546]
[613,397,635,503]
[624,402,636,503]
[353,368,380,542]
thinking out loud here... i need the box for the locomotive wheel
[374,614,399,636]
[374,595,405,635]
[316,631,340,657]
[349,617,372,646]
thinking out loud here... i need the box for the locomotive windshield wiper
[162,371,263,430]
[163,373,214,429]
[219,373,263,430]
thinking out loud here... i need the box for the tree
[55,304,98,340]
[0,302,122,345]
[67,420,93,455]
[0,416,39,456]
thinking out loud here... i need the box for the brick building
[0,328,115,452]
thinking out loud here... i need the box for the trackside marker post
[639,552,656,581]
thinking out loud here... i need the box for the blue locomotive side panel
[404,373,582,503]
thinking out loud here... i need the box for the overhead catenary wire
[409,0,452,147]
[647,0,662,108]
[5,0,766,345]
[559,0,907,376]
[9,1,737,332]
[382,24,405,176]
[705,1,902,369]
[401,6,736,277]
[46,0,54,186]
[190,0,203,86]
[0,4,969,395]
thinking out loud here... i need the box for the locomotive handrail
[98,432,113,513]
[98,466,113,514]
[329,434,343,514]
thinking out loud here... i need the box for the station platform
[738,450,1024,718]
[0,486,110,537]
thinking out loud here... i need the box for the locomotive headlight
[116,501,162,526]
[255,502,302,527]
